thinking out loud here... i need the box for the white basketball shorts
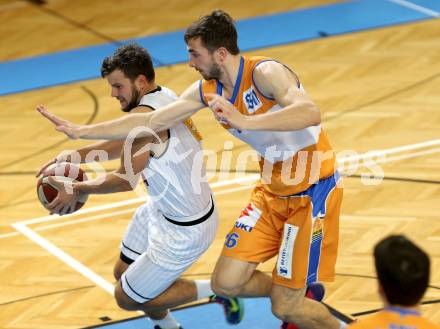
[119,197,218,303]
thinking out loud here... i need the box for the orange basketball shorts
[221,171,343,289]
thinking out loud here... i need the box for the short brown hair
[101,43,155,82]
[184,10,240,55]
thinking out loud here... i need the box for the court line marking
[8,139,440,307]
[2,137,438,239]
[16,197,149,226]
[339,139,439,162]
[9,183,260,301]
[9,138,439,228]
[34,186,255,232]
[13,173,261,226]
[342,147,440,171]
[1,185,257,240]
[341,215,417,222]
[388,0,439,17]
[0,184,426,239]
[0,231,20,239]
[35,208,138,231]
[11,222,115,294]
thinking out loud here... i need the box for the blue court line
[0,0,439,96]
[84,298,280,329]
[84,298,353,329]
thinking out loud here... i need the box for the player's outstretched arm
[36,82,204,141]
[36,102,168,177]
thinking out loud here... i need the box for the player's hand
[36,158,57,177]
[36,157,69,178]
[36,105,82,140]
[35,149,81,177]
[205,93,247,130]
[46,177,80,216]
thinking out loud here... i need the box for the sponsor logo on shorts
[312,216,323,243]
[225,232,240,249]
[234,203,261,233]
[234,222,253,232]
[277,224,299,279]
[279,267,288,275]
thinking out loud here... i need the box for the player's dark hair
[184,10,240,55]
[101,43,155,82]
[374,235,430,306]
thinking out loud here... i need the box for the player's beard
[201,62,222,80]
[122,86,141,112]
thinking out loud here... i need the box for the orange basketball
[37,162,88,213]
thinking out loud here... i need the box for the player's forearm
[243,102,321,131]
[148,99,201,132]
[76,140,124,161]
[76,113,149,140]
[73,172,133,195]
[76,99,201,140]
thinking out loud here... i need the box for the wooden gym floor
[0,0,439,328]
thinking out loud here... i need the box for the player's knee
[113,266,123,281]
[114,283,139,311]
[212,284,241,298]
[113,258,129,281]
[211,259,253,297]
[271,302,304,322]
[270,293,304,323]
[211,273,241,297]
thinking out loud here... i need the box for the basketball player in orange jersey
[348,235,439,329]
[37,43,243,329]
[37,10,345,329]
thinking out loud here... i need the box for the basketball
[37,162,88,213]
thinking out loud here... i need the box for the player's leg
[115,202,243,327]
[114,253,196,305]
[271,284,340,329]
[115,203,184,328]
[274,172,344,329]
[115,259,244,326]
[212,185,282,298]
[212,256,271,297]
[115,256,193,327]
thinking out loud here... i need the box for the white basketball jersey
[138,87,212,221]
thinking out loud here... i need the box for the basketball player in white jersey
[36,44,243,329]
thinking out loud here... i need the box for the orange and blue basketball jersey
[348,307,440,329]
[199,56,336,196]
[200,56,343,289]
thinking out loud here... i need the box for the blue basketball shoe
[210,295,244,325]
